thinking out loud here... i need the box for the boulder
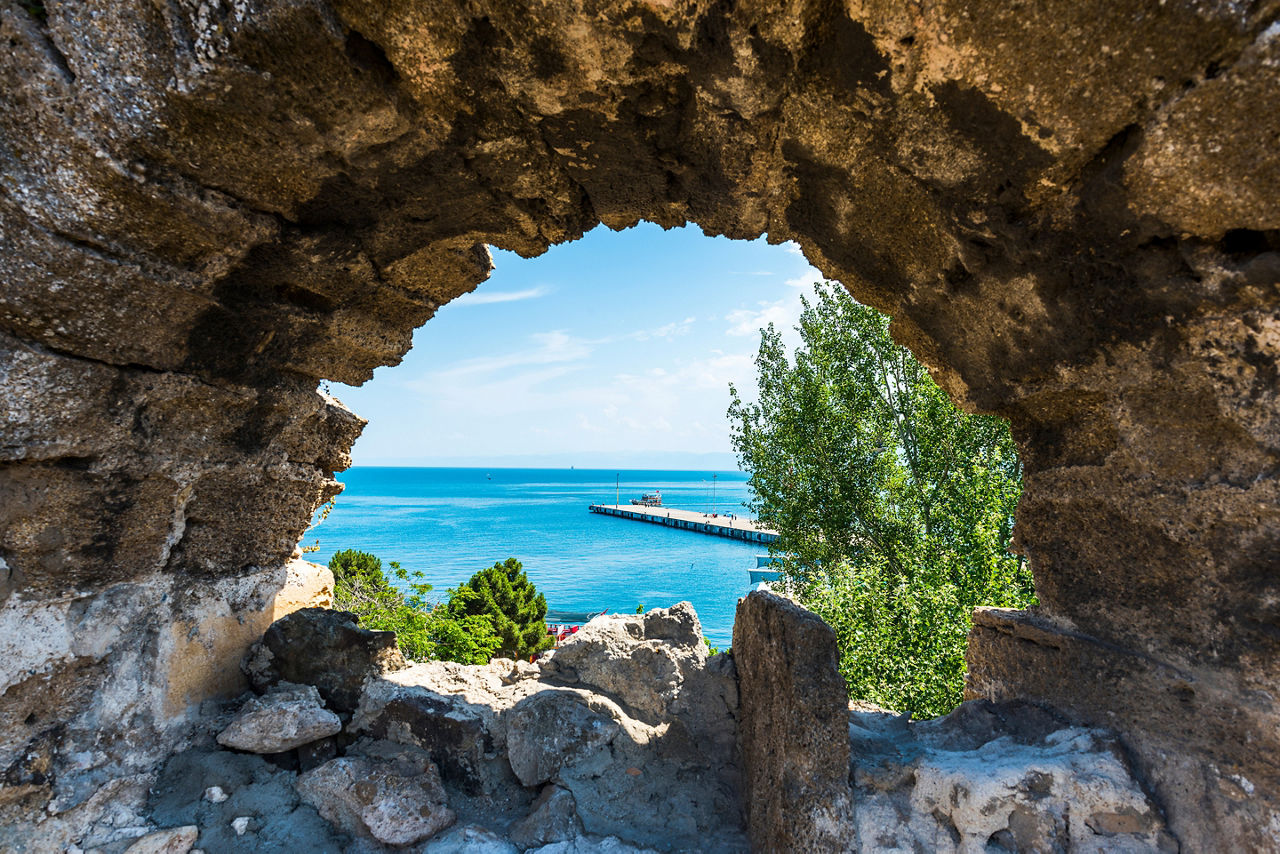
[270,559,335,621]
[539,603,706,721]
[508,786,584,850]
[216,683,342,754]
[506,691,620,787]
[849,700,1177,852]
[122,826,198,854]
[351,605,748,852]
[732,591,855,851]
[245,608,405,714]
[295,741,454,846]
[422,824,519,853]
[352,660,534,795]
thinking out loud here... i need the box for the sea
[307,467,763,647]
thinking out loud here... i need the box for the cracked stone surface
[2,1,1279,849]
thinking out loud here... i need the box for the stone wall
[2,0,1277,847]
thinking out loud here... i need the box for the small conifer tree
[446,558,554,660]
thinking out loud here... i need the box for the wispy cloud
[631,316,696,341]
[785,273,819,289]
[421,330,591,379]
[452,286,550,306]
[725,300,799,337]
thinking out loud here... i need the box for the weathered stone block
[295,742,454,846]
[216,683,341,754]
[732,591,854,851]
[246,608,405,714]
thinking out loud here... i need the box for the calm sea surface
[309,467,762,647]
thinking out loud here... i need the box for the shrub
[328,549,501,663]
[446,558,554,660]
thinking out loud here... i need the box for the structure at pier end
[1,0,1277,849]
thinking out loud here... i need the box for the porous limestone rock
[122,826,198,854]
[350,604,747,852]
[271,559,335,621]
[2,0,1279,847]
[423,824,519,853]
[849,701,1176,852]
[735,592,1177,852]
[732,590,854,850]
[352,658,538,796]
[540,603,705,721]
[295,741,454,846]
[508,786,584,850]
[216,683,341,754]
[245,608,406,714]
[506,690,621,787]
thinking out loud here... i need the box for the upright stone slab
[733,591,854,850]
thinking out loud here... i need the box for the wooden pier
[588,504,779,544]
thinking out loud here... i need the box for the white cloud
[631,316,696,341]
[452,286,550,306]
[724,264,822,338]
[725,299,798,337]
[423,330,591,378]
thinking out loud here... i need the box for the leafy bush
[328,549,501,663]
[445,558,554,660]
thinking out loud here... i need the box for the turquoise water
[308,467,762,647]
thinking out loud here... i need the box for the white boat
[630,490,663,507]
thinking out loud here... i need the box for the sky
[332,223,824,469]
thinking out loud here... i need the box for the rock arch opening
[2,0,1278,848]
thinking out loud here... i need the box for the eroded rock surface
[245,608,407,715]
[351,603,747,853]
[295,741,455,846]
[735,590,1176,852]
[1,0,1278,847]
[850,702,1176,852]
[508,786,584,850]
[733,590,854,850]
[216,682,342,754]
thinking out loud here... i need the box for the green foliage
[728,282,1035,717]
[446,558,554,660]
[328,550,500,664]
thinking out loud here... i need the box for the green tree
[728,282,1035,717]
[446,558,554,660]
[328,549,501,664]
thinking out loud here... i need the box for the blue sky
[333,223,822,468]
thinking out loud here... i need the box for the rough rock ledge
[23,596,1179,852]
